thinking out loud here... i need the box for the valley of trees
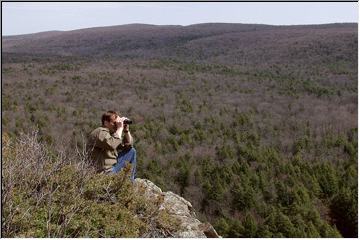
[2,23,358,237]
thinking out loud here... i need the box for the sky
[2,2,359,36]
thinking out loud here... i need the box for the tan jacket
[88,127,122,173]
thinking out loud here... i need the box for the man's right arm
[96,129,122,150]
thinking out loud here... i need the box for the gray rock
[134,178,221,238]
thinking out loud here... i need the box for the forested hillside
[2,23,358,237]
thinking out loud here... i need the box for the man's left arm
[123,124,134,146]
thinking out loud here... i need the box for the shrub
[2,131,174,237]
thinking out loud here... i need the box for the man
[88,110,136,181]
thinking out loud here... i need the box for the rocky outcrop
[134,178,220,238]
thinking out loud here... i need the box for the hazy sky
[2,2,358,36]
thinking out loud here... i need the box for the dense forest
[2,23,358,237]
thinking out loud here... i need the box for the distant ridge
[3,22,356,38]
[2,22,357,65]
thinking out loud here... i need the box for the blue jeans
[112,147,137,182]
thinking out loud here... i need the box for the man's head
[102,111,119,133]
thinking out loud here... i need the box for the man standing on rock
[88,110,136,181]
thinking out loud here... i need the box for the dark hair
[102,111,118,126]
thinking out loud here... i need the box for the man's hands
[114,116,128,137]
[115,116,127,130]
[115,115,133,145]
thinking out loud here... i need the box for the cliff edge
[134,178,220,238]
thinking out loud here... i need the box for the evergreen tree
[331,187,358,237]
[241,214,257,237]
